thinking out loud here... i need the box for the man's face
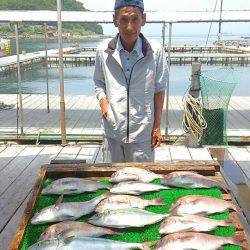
[113,7,146,45]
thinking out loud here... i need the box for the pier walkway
[0,47,80,75]
[0,94,249,141]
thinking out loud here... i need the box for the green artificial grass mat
[21,179,241,249]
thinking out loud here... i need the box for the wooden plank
[54,95,83,134]
[0,147,61,242]
[79,97,100,134]
[229,98,250,122]
[188,147,213,161]
[0,145,6,154]
[227,147,250,180]
[0,193,31,250]
[0,146,43,196]
[94,144,103,163]
[9,167,47,250]
[76,145,100,163]
[167,96,183,135]
[155,146,172,162]
[0,146,25,172]
[23,95,58,134]
[29,95,62,134]
[169,146,192,161]
[55,146,82,161]
[44,162,217,178]
[67,96,94,134]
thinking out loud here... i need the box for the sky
[79,0,250,39]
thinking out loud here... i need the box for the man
[94,0,168,163]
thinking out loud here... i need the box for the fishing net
[200,68,238,145]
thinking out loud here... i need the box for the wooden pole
[189,62,202,98]
[44,22,50,113]
[57,0,67,145]
[165,22,172,136]
[15,22,24,136]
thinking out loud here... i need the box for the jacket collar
[105,33,153,57]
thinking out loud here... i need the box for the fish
[28,236,150,250]
[110,181,170,195]
[96,195,165,213]
[39,221,120,241]
[159,214,234,234]
[88,208,168,228]
[161,171,228,191]
[169,195,240,215]
[155,232,244,250]
[42,177,110,195]
[31,192,110,225]
[109,167,163,183]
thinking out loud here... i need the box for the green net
[200,68,238,145]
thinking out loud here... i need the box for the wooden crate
[9,161,249,250]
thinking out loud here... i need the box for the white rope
[182,94,207,141]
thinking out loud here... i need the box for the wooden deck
[0,144,249,249]
[0,94,250,140]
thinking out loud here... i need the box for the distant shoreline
[5,34,112,41]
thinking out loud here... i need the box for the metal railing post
[57,0,67,145]
[15,22,24,136]
[165,22,172,136]
[44,22,50,113]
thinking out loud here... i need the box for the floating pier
[1,45,250,74]
[0,47,80,75]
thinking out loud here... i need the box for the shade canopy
[0,10,250,23]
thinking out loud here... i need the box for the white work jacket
[94,33,168,143]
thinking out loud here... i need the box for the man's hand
[99,98,109,119]
[151,127,162,148]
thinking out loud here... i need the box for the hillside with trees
[0,0,103,37]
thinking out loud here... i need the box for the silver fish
[42,178,110,195]
[27,237,60,250]
[28,236,150,250]
[31,193,110,225]
[161,171,228,191]
[110,181,170,195]
[96,195,165,213]
[88,208,168,228]
[109,167,163,183]
[156,232,244,250]
[159,214,234,234]
[169,195,240,215]
[39,221,120,241]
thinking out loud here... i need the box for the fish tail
[218,181,230,193]
[141,241,158,250]
[220,219,234,227]
[151,196,166,206]
[106,228,122,235]
[228,234,245,246]
[232,204,241,213]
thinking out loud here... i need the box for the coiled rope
[182,94,207,141]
